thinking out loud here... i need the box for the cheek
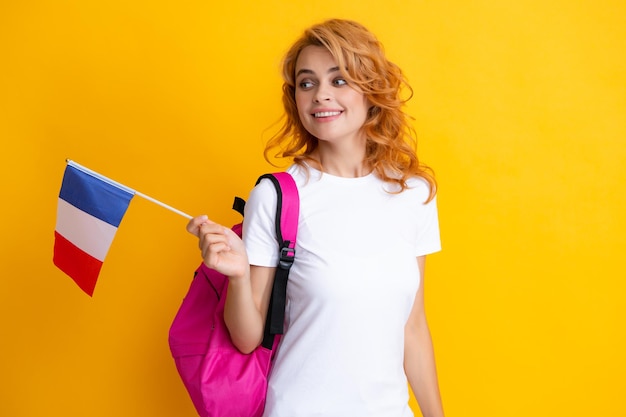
[294,92,307,110]
[354,97,370,122]
[295,95,309,120]
[346,90,368,113]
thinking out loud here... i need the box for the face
[294,45,370,147]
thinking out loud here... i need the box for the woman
[187,18,445,417]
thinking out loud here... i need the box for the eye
[298,80,315,90]
[333,78,348,87]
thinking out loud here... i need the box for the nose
[313,84,332,103]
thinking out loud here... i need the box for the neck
[312,141,370,178]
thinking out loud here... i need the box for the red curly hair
[265,19,436,200]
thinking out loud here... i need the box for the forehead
[295,45,337,73]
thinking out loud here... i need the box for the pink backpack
[169,173,299,417]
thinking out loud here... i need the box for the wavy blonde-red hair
[265,19,436,200]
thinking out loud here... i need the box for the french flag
[53,162,134,296]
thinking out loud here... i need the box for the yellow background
[1,1,624,416]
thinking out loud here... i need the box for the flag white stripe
[55,199,118,262]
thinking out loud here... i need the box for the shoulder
[286,163,321,188]
[247,166,307,214]
[381,175,434,204]
[406,176,435,200]
[245,175,279,220]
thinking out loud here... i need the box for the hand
[186,215,249,279]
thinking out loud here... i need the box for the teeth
[314,111,341,118]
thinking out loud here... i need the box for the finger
[186,215,209,236]
[198,228,229,249]
[201,241,231,262]
[199,221,232,238]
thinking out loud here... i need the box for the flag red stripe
[53,231,103,296]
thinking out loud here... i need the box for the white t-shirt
[243,165,441,417]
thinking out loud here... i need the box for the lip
[311,109,343,120]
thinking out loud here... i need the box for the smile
[313,111,342,118]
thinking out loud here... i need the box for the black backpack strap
[257,173,299,349]
[232,196,246,216]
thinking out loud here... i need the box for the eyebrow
[295,66,341,78]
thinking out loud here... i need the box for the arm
[404,255,445,417]
[224,264,276,353]
[186,215,275,354]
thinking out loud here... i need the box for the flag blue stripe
[59,165,134,227]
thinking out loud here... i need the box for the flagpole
[66,159,193,220]
[133,190,192,219]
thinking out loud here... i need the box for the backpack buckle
[278,246,295,270]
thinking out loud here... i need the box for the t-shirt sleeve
[242,177,280,267]
[414,192,442,257]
